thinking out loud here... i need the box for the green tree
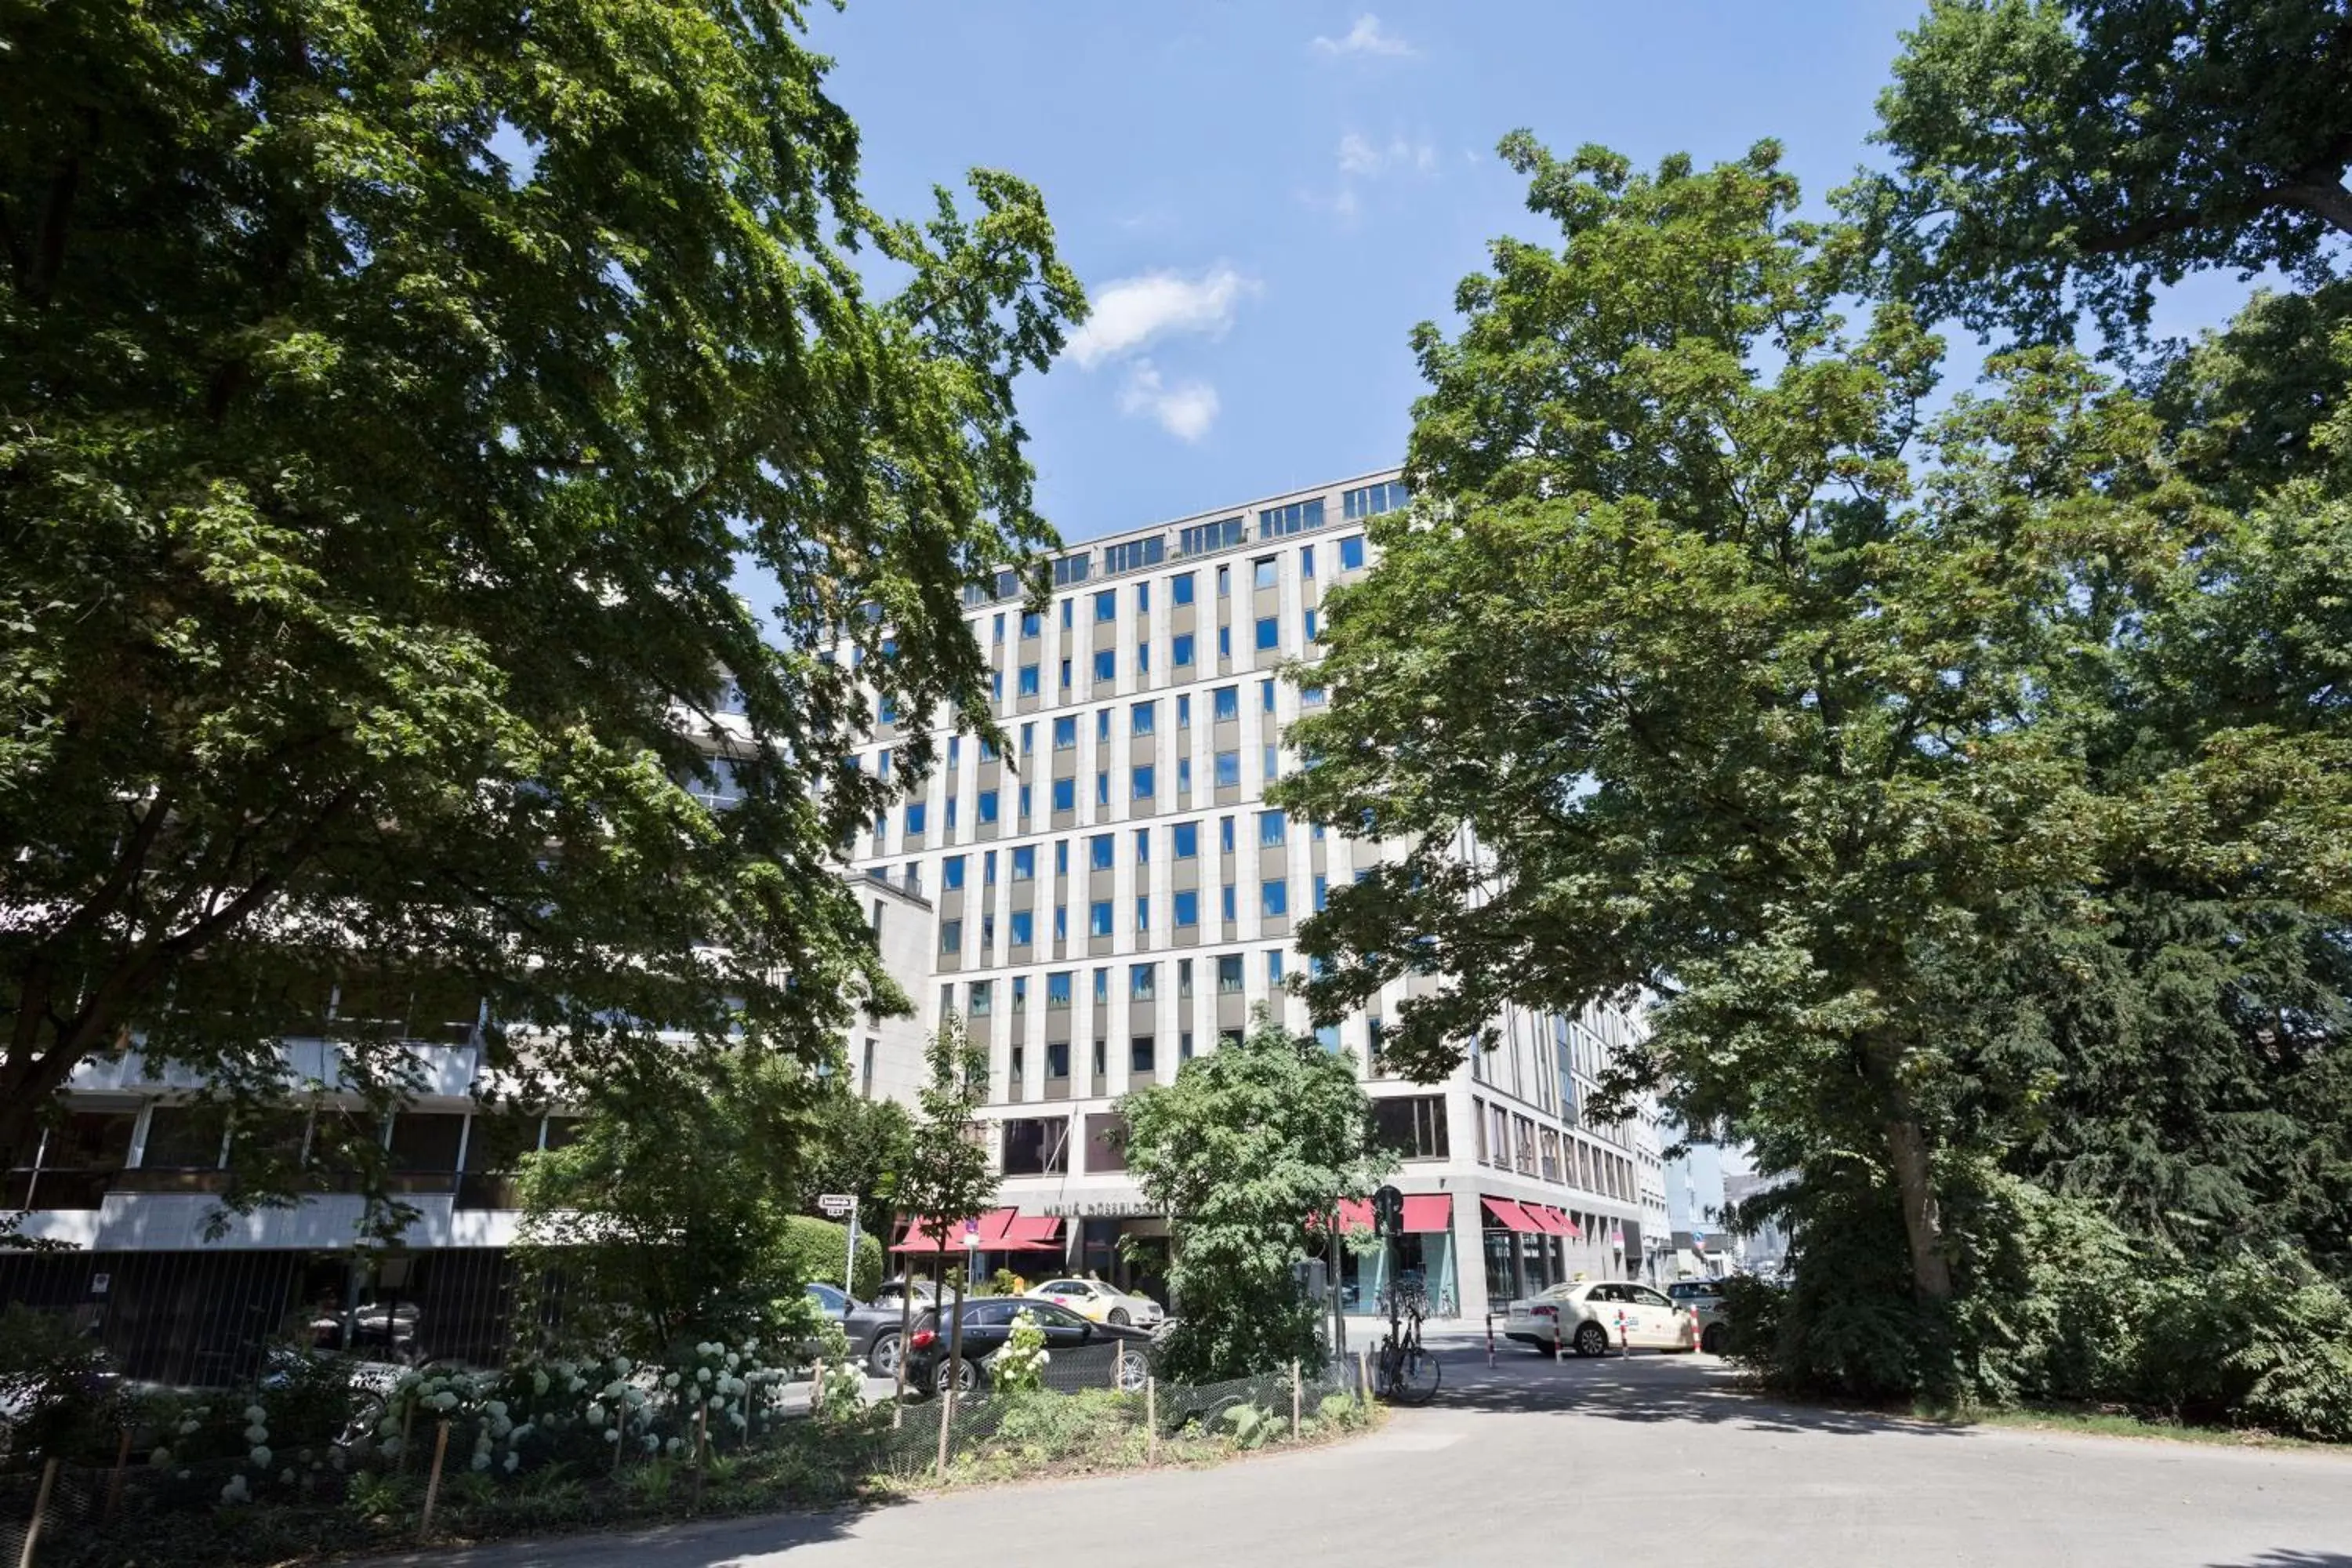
[1278,135,2188,1323]
[798,1087,916,1243]
[0,0,1083,1173]
[1847,0,2352,344]
[511,1047,828,1357]
[885,1014,996,1397]
[1118,1007,1388,1382]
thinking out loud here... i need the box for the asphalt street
[358,1338,2352,1568]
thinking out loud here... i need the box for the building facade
[844,470,1669,1322]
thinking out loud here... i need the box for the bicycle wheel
[1392,1344,1441,1406]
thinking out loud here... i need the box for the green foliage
[0,0,1083,1183]
[779,1216,883,1302]
[514,1048,823,1356]
[2136,1250,2352,1440]
[1218,1401,1275,1450]
[989,1388,1131,1463]
[1849,0,2352,345]
[797,1093,916,1243]
[890,1017,998,1284]
[1118,1008,1390,1382]
[808,1322,865,1421]
[0,1303,125,1463]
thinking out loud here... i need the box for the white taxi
[1502,1280,1697,1356]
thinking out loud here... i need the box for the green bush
[777,1215,883,1301]
[0,1302,129,1464]
[988,1388,1133,1463]
[2135,1250,2352,1441]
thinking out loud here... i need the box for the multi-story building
[845,470,1666,1322]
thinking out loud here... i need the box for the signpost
[1371,1185,1403,1240]
[818,1194,859,1295]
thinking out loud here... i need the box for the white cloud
[1117,361,1220,442]
[1338,132,1436,178]
[1065,266,1256,370]
[1312,14,1414,57]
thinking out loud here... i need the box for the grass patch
[1928,1403,2332,1451]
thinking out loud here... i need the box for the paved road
[360,1340,2352,1568]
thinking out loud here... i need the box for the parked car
[903,1298,1154,1398]
[795,1281,938,1378]
[1502,1281,1697,1357]
[1665,1279,1733,1352]
[1027,1276,1165,1328]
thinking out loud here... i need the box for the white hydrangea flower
[279,1468,296,1485]
[503,1452,521,1474]
[242,1424,268,1445]
[724,1352,740,1370]
[470,1451,491,1472]
[585,1402,607,1426]
[486,1399,508,1419]
[220,1475,249,1505]
[432,1391,459,1412]
[662,1371,681,1390]
[695,1367,710,1384]
[663,1436,682,1455]
[602,1428,620,1444]
[243,1404,267,1425]
[249,1445,272,1468]
[531,1370,550,1396]
[612,1356,633,1376]
[148,1446,172,1468]
[381,1436,403,1459]
[176,1417,200,1437]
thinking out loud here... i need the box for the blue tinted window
[1255,617,1279,651]
[1094,650,1116,682]
[1173,633,1195,666]
[977,791,999,825]
[1012,845,1036,880]
[1213,686,1240,721]
[1171,572,1195,605]
[1132,701,1156,735]
[1094,590,1116,622]
[1173,821,1198,858]
[1010,910,1034,945]
[1052,778,1075,811]
[1261,880,1289,917]
[1089,901,1113,937]
[942,854,964,889]
[906,802,927,835]
[1091,834,1115,870]
[1019,664,1040,696]
[1174,889,1200,926]
[1133,765,1155,800]
[1054,716,1077,749]
[1214,751,1240,788]
[1340,535,1367,570]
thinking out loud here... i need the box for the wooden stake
[16,1457,57,1568]
[1145,1377,1158,1465]
[691,1401,709,1512]
[398,1401,415,1473]
[417,1419,451,1539]
[103,1425,132,1521]
[1358,1347,1370,1408]
[1290,1359,1301,1441]
[934,1383,953,1479]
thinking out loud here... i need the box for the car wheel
[867,1332,901,1378]
[1107,1307,1131,1327]
[1573,1322,1609,1359]
[1701,1323,1727,1356]
[934,1356,982,1396]
[1116,1350,1149,1393]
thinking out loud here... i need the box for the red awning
[1338,1198,1375,1231]
[1526,1205,1567,1236]
[891,1207,1019,1253]
[1480,1196,1543,1234]
[1000,1214,1065,1251]
[1559,1210,1584,1239]
[1399,1194,1453,1233]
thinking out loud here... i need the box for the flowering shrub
[808,1322,864,1421]
[993,1311,1049,1395]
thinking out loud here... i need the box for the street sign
[816,1193,855,1218]
[1371,1185,1404,1240]
[962,1216,980,1248]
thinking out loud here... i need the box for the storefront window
[1483,1227,1516,1307]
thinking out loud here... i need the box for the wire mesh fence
[0,1335,1377,1566]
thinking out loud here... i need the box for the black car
[903,1298,1155,1398]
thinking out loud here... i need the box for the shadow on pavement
[348,1501,879,1568]
[1422,1341,1965,1438]
[2205,1555,2352,1568]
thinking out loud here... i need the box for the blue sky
[806,2,2267,548]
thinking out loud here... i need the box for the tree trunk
[1883,1116,1953,1302]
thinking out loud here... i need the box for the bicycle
[1370,1281,1441,1406]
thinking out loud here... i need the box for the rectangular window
[980,735,1001,763]
[1218,625,1232,659]
[1018,783,1032,818]
[949,736,961,768]
[1173,632,1195,667]
[1094,967,1109,1004]
[1047,1041,1070,1077]
[1020,721,1034,755]
[977,790,999,825]
[1173,821,1199,858]
[1010,909,1034,946]
[1178,958,1195,997]
[1131,1036,1156,1073]
[1011,845,1036,880]
[988,674,1000,704]
[1054,716,1077,750]
[1302,684,1326,707]
[1263,742,1279,780]
[1001,1117,1072,1175]
[1054,904,1068,941]
[1313,873,1328,911]
[1171,572,1196,605]
[1098,709,1112,742]
[1133,764,1156,800]
[1305,608,1319,641]
[1094,589,1117,622]
[1221,816,1236,854]
[1214,750,1240,788]
[1133,826,1151,862]
[1090,833,1115,870]
[1054,840,1069,876]
[1221,884,1237,921]
[1255,616,1279,651]
[1181,517,1244,556]
[1342,480,1409,521]
[1178,694,1192,727]
[1259,810,1287,847]
[1131,701,1156,735]
[1047,971,1073,1009]
[984,849,998,884]
[1018,663,1040,696]
[1301,544,1316,577]
[1258,498,1326,539]
[1135,581,1150,614]
[1054,553,1092,587]
[1094,650,1116,683]
[968,979,993,1016]
[1216,953,1244,994]
[1217,564,1231,597]
[1340,534,1367,571]
[1261,678,1277,713]
[1173,888,1200,927]
[1095,771,1110,806]
[1104,536,1165,575]
[1089,900,1113,937]
[1052,777,1076,811]
[1022,611,1041,637]
[1062,599,1074,628]
[942,853,964,890]
[1134,895,1150,931]
[1131,962,1157,1000]
[1213,685,1240,722]
[939,919,962,953]
[905,801,927,836]
[1267,950,1285,984]
[1136,642,1150,674]
[1373,1096,1451,1160]
[1254,556,1279,590]
[1262,880,1289,917]
[1059,657,1072,690]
